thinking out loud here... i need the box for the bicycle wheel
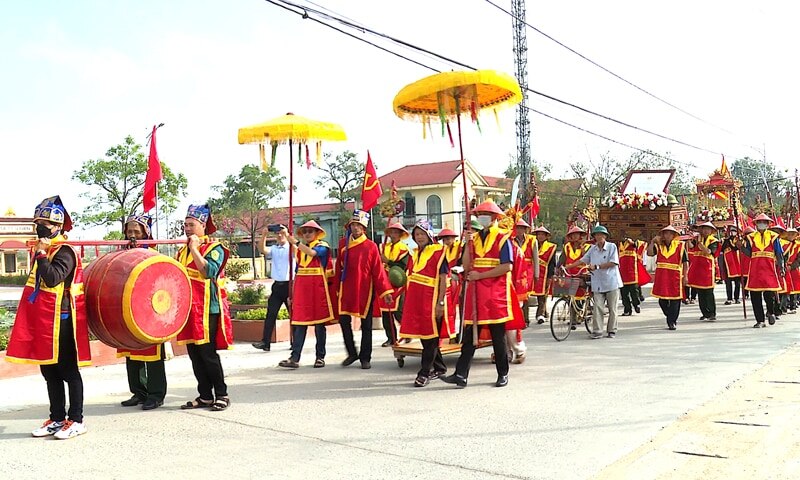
[549,297,572,341]
[584,295,594,333]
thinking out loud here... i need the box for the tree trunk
[251,228,258,279]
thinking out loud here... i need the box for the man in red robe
[648,225,689,330]
[719,225,742,305]
[687,222,719,321]
[740,214,784,327]
[443,200,515,388]
[7,196,90,439]
[334,209,393,369]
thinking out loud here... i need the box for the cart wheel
[397,357,405,368]
[584,297,595,333]
[549,297,572,341]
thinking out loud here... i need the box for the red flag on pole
[143,125,163,212]
[361,151,382,211]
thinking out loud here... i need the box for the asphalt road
[1,285,799,480]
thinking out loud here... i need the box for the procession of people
[6,189,800,441]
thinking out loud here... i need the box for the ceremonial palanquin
[599,169,689,241]
[695,158,742,228]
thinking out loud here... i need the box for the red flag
[361,151,382,211]
[530,195,540,219]
[143,125,163,212]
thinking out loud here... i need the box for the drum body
[84,248,192,350]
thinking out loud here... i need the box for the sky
[1,0,797,238]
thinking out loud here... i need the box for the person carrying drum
[399,220,452,387]
[334,209,393,369]
[278,221,335,369]
[177,204,233,411]
[118,213,167,411]
[380,223,411,347]
[443,200,514,388]
[6,196,90,439]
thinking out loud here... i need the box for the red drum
[83,248,192,350]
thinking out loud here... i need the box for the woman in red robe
[399,220,450,387]
[278,220,335,369]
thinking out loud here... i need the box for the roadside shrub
[0,275,27,286]
[229,284,266,305]
[0,327,10,351]
[234,307,288,320]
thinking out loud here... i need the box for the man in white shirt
[252,226,293,351]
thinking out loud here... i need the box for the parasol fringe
[437,92,446,137]
[446,121,454,148]
[422,115,427,140]
[305,144,311,169]
[494,108,501,132]
[259,144,268,171]
[270,142,278,168]
[315,142,322,166]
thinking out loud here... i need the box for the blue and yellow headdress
[412,219,435,243]
[186,203,217,235]
[33,195,72,232]
[346,209,370,228]
[125,213,153,239]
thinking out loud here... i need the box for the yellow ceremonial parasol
[237,112,347,235]
[393,70,522,223]
[393,70,522,345]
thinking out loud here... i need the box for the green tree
[72,135,188,232]
[731,156,793,212]
[103,231,125,240]
[313,150,367,232]
[209,164,285,278]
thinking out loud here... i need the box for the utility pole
[511,0,531,211]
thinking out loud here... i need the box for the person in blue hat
[176,204,233,411]
[117,213,168,411]
[6,196,90,439]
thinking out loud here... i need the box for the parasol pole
[288,140,295,344]
[731,191,748,322]
[454,100,479,347]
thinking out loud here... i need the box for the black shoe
[341,355,358,366]
[251,342,270,351]
[121,396,144,407]
[638,295,645,302]
[724,300,732,305]
[753,322,765,328]
[414,375,430,387]
[381,340,391,347]
[278,358,300,369]
[707,316,716,322]
[634,305,641,314]
[360,361,371,369]
[442,374,467,388]
[607,332,616,338]
[428,370,446,380]
[698,316,706,321]
[495,375,509,387]
[768,314,776,325]
[735,299,741,304]
[142,399,163,411]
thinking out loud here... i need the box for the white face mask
[477,215,493,228]
[756,223,768,232]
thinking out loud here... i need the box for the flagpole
[154,183,159,240]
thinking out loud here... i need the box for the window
[427,195,442,228]
[403,192,416,227]
[4,253,16,273]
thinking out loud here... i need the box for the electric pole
[512,0,531,209]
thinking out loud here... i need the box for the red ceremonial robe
[292,239,336,325]
[463,226,514,325]
[399,244,455,339]
[635,240,652,285]
[740,248,751,278]
[652,240,685,300]
[619,240,639,285]
[512,235,536,301]
[787,240,800,294]
[380,240,409,312]
[563,242,589,300]
[531,240,556,296]
[687,235,717,289]
[745,231,781,292]
[443,241,462,328]
[721,241,741,278]
[6,239,91,366]
[176,239,233,349]
[334,235,392,317]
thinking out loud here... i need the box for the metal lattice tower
[512,0,531,206]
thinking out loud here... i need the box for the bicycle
[549,273,594,341]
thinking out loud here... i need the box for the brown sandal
[180,397,213,410]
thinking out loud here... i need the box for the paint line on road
[673,450,728,459]
[711,420,770,427]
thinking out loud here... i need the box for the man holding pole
[443,200,514,388]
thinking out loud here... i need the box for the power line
[482,0,741,138]
[265,0,726,159]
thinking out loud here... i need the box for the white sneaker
[53,420,87,440]
[31,419,63,437]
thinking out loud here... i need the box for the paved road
[1,285,799,480]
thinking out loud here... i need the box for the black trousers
[725,277,741,301]
[290,324,326,361]
[186,314,227,401]
[40,315,84,423]
[455,323,509,379]
[658,299,681,328]
[620,284,641,313]
[340,295,375,362]
[262,281,290,345]
[696,288,716,318]
[125,346,167,403]
[419,316,447,377]
[749,290,777,323]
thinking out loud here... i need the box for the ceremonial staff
[731,191,748,321]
